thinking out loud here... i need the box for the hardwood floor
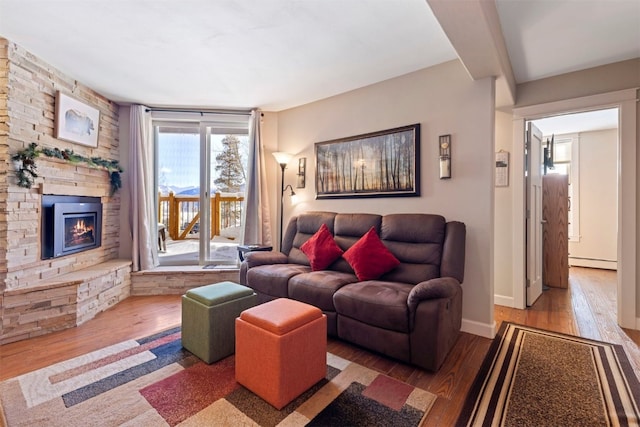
[1,267,638,426]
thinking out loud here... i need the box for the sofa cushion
[342,227,400,280]
[300,223,343,271]
[246,264,311,298]
[333,281,413,333]
[288,270,357,312]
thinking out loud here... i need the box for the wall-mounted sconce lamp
[272,152,293,249]
[283,184,297,204]
[439,135,451,179]
[297,157,306,188]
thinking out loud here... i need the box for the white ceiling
[0,0,638,112]
[495,0,640,82]
[532,108,619,136]
[0,0,456,111]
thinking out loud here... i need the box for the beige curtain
[129,105,159,271]
[241,110,272,245]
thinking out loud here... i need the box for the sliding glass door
[201,126,249,265]
[154,113,249,266]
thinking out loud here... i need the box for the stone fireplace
[0,38,131,345]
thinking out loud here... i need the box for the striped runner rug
[457,322,640,426]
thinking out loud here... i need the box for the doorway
[528,108,619,304]
[510,88,637,328]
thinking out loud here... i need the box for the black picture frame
[315,124,420,199]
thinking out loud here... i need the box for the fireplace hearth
[41,195,103,259]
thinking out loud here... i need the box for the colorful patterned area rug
[0,327,436,426]
[457,322,640,427]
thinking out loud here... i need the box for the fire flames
[66,217,95,246]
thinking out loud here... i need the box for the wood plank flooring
[1,267,638,426]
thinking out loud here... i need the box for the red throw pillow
[300,223,344,271]
[343,227,400,281]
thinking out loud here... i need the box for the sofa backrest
[378,214,445,284]
[284,211,337,264]
[282,211,465,284]
[332,213,382,273]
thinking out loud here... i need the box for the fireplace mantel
[39,182,111,198]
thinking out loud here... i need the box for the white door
[526,122,544,306]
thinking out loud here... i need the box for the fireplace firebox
[41,195,102,259]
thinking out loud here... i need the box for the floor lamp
[273,151,293,249]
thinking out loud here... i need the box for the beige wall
[516,59,640,109]
[569,129,618,268]
[274,60,496,335]
[493,110,514,304]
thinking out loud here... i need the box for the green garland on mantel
[12,142,124,195]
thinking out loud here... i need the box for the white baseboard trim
[494,294,515,307]
[569,258,617,270]
[461,318,496,339]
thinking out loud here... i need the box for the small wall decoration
[495,150,510,187]
[297,157,306,188]
[439,134,451,179]
[55,91,100,147]
[315,124,420,199]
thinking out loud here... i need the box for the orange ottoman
[235,298,327,409]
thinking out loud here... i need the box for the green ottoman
[181,281,257,363]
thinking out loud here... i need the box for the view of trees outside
[157,130,248,235]
[157,132,248,195]
[213,135,246,226]
[214,135,245,192]
[316,129,416,195]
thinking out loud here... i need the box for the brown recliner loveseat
[239,211,466,371]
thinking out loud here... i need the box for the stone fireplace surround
[0,179,132,345]
[0,39,131,345]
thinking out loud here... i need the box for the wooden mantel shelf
[39,182,110,198]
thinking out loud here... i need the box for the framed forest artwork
[315,124,420,199]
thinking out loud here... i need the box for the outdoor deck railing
[158,192,245,240]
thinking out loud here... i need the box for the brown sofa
[239,211,466,371]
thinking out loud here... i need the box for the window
[152,112,250,266]
[545,134,580,242]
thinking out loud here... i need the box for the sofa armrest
[407,277,461,330]
[244,251,288,268]
[240,251,289,285]
[407,277,461,312]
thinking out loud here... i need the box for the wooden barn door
[542,174,569,288]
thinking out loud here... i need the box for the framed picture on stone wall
[54,91,100,148]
